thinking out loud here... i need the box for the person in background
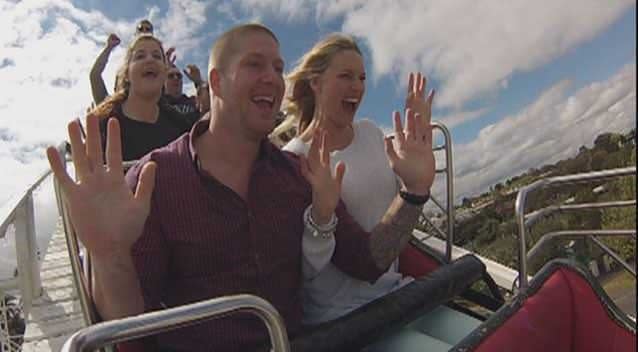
[89,19,158,105]
[90,34,193,161]
[162,63,203,123]
[135,19,154,35]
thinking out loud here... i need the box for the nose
[259,66,279,85]
[351,78,364,95]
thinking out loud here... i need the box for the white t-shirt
[284,119,413,325]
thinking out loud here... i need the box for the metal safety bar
[431,122,455,262]
[61,294,290,352]
[526,230,636,276]
[524,200,636,228]
[514,166,636,291]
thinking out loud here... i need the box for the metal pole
[61,294,290,352]
[433,122,455,263]
[590,236,636,277]
[514,167,636,292]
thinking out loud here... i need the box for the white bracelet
[303,205,338,238]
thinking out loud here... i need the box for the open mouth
[252,95,275,110]
[142,68,159,79]
[342,98,359,113]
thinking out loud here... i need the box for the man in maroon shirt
[47,23,435,351]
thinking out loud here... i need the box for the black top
[162,94,197,114]
[161,94,201,125]
[99,102,193,161]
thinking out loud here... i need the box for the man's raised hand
[46,115,156,258]
[183,64,203,86]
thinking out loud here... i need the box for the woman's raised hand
[299,129,346,225]
[46,115,156,258]
[385,108,435,196]
[405,72,434,125]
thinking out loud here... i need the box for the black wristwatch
[399,190,430,205]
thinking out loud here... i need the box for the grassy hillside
[449,128,636,274]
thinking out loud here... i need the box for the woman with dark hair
[90,20,156,106]
[91,34,193,161]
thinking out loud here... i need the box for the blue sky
[0,0,636,209]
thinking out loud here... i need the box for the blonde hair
[271,34,362,140]
[91,35,165,119]
[207,23,279,76]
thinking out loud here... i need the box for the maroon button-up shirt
[125,120,383,351]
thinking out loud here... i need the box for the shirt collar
[188,118,283,173]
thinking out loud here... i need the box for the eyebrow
[133,48,162,55]
[339,68,366,75]
[244,52,284,66]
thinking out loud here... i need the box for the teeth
[253,96,274,103]
[253,96,275,103]
[344,98,358,103]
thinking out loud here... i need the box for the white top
[284,119,413,325]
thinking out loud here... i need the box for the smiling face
[311,49,366,128]
[214,30,285,139]
[126,38,166,98]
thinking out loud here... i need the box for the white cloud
[450,63,636,201]
[227,0,634,109]
[0,0,210,207]
[438,108,489,130]
[155,0,210,57]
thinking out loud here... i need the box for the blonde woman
[276,34,436,325]
[91,34,193,161]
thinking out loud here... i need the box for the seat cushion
[452,260,636,352]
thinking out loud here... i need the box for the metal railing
[0,143,68,315]
[411,122,455,263]
[514,166,636,291]
[61,294,290,352]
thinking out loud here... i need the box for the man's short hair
[208,23,279,76]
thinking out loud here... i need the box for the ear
[209,68,222,98]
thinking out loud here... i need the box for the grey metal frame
[387,121,455,262]
[514,166,636,291]
[61,294,290,352]
[414,122,455,262]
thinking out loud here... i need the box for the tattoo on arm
[369,195,423,272]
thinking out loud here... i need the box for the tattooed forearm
[369,195,423,272]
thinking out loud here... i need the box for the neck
[123,92,160,123]
[194,108,264,200]
[300,112,354,151]
[196,110,261,173]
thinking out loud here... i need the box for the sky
[0,0,636,211]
